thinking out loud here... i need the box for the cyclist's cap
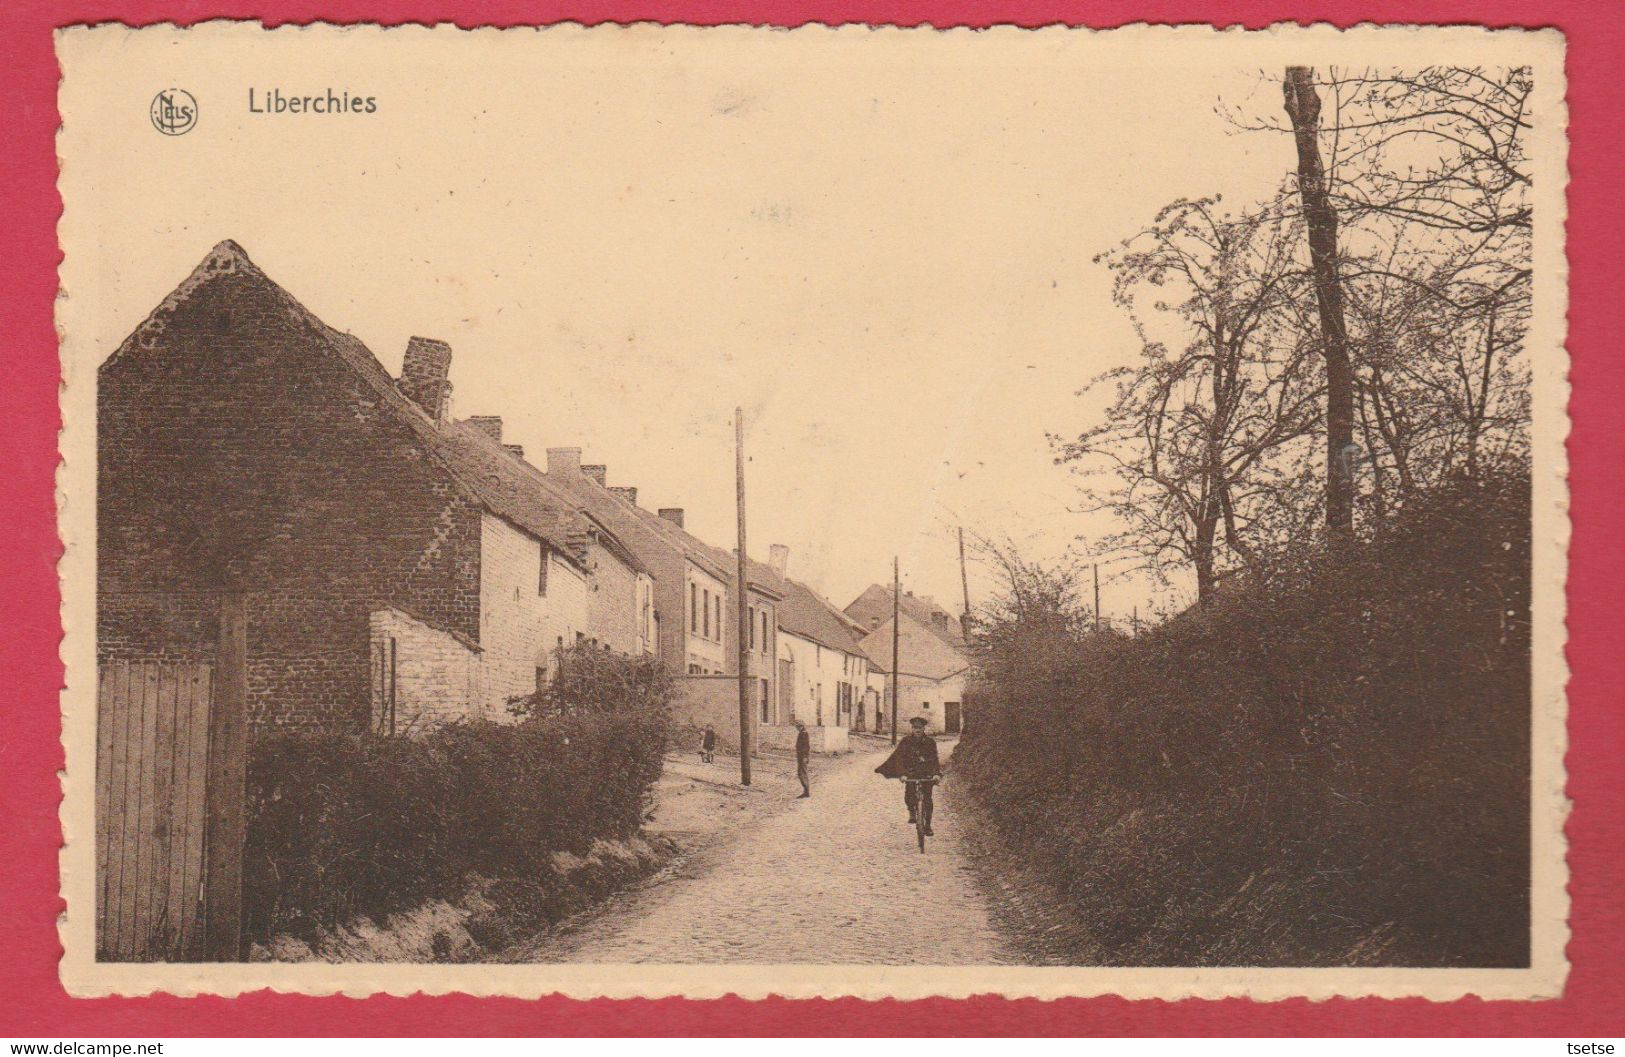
[909,717,928,727]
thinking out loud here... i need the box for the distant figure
[795,720,811,798]
[700,724,716,764]
[876,717,942,835]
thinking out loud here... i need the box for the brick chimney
[582,464,608,486]
[504,444,526,460]
[546,447,582,476]
[768,544,789,577]
[466,415,503,443]
[399,337,453,420]
[609,486,638,506]
[658,508,685,529]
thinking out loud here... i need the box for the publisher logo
[150,89,198,136]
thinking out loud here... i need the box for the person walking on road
[795,720,811,798]
[699,723,716,764]
[875,716,941,835]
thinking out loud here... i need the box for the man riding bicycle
[875,716,942,835]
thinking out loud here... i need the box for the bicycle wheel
[916,810,927,853]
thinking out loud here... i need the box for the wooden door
[777,658,794,724]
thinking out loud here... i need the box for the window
[714,594,723,641]
[690,583,698,634]
[537,544,548,595]
[702,588,711,639]
[760,611,769,652]
[748,606,756,650]
[923,700,932,710]
[535,667,547,691]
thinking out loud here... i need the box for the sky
[69,26,1304,620]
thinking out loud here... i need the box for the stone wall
[672,674,757,754]
[368,606,486,732]
[758,723,849,755]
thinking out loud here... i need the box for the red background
[2,0,1620,1036]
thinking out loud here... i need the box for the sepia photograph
[53,22,1568,1001]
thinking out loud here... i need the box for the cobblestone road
[519,740,1018,965]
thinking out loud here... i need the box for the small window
[535,667,547,691]
[537,544,549,595]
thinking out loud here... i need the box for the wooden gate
[95,592,248,962]
[96,660,212,961]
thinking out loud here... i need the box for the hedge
[953,471,1531,967]
[243,647,670,943]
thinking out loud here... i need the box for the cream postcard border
[55,20,1571,1001]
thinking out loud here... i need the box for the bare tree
[1055,198,1321,602]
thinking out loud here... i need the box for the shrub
[954,470,1531,967]
[244,646,671,943]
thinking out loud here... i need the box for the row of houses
[97,241,970,753]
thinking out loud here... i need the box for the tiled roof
[845,584,968,649]
[777,578,867,654]
[140,241,598,568]
[543,472,734,583]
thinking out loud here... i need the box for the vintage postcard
[55,22,1569,1001]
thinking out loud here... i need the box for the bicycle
[901,776,940,853]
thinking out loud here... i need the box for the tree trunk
[1283,66,1355,543]
[1193,505,1219,603]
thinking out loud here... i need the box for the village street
[511,740,1020,965]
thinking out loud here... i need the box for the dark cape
[875,733,941,779]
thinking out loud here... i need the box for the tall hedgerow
[954,470,1531,966]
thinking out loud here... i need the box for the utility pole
[958,526,972,634]
[890,555,900,745]
[734,407,752,786]
[1093,562,1102,633]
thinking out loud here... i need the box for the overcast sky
[75,26,1302,619]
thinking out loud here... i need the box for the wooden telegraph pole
[958,526,972,632]
[890,556,900,745]
[206,590,249,961]
[1093,562,1102,633]
[734,407,752,786]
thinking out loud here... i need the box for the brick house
[539,456,788,752]
[846,586,972,735]
[762,546,869,753]
[98,240,652,734]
